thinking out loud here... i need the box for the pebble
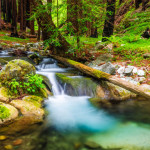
[137,70,145,76]
[13,139,23,146]
[117,67,125,74]
[0,135,7,140]
[133,67,138,74]
[4,145,13,150]
[124,66,134,76]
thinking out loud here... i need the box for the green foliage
[2,74,45,95]
[0,105,10,119]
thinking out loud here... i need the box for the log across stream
[50,55,150,100]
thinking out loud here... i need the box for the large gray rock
[94,62,116,75]
[124,66,134,76]
[87,54,113,67]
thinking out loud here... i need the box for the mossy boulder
[106,82,137,100]
[10,96,45,120]
[0,59,36,81]
[0,102,18,124]
[56,73,99,97]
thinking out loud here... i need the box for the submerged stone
[84,141,103,149]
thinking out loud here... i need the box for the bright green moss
[0,105,10,119]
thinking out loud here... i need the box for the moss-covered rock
[56,73,100,97]
[23,95,43,107]
[10,96,44,120]
[0,102,18,124]
[106,82,137,100]
[0,59,36,81]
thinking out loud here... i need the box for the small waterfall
[47,73,64,95]
[37,57,117,132]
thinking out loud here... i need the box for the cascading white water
[37,58,117,132]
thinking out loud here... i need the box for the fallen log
[50,55,150,100]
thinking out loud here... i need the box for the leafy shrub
[1,74,45,95]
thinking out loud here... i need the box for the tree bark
[50,55,150,100]
[135,0,142,9]
[11,0,18,36]
[31,0,70,55]
[0,0,1,29]
[102,0,116,42]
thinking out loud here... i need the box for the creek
[1,53,150,150]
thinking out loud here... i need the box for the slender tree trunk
[30,0,35,35]
[102,0,116,42]
[20,0,24,31]
[0,0,1,29]
[11,0,18,36]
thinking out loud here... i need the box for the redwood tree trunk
[31,0,70,55]
[11,0,18,36]
[0,0,1,29]
[102,0,116,42]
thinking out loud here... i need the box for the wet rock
[94,62,116,75]
[56,73,99,97]
[106,82,137,100]
[84,141,103,149]
[13,139,23,146]
[28,53,42,65]
[124,66,134,76]
[96,85,105,98]
[89,98,112,108]
[137,70,145,76]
